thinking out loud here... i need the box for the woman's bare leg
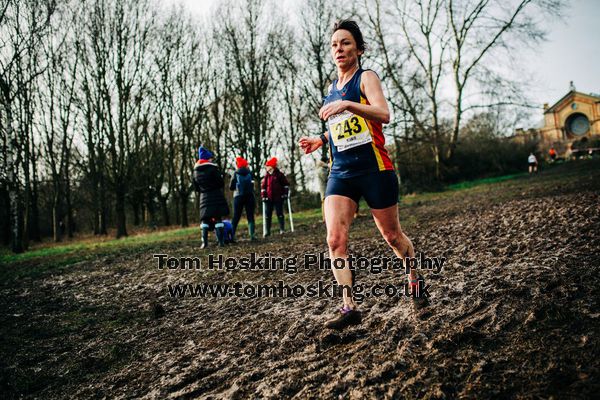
[371,204,417,282]
[324,195,358,308]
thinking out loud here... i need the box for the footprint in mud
[319,332,342,347]
[150,302,165,318]
[318,331,360,349]
[417,308,433,321]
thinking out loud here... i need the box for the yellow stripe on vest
[361,96,385,171]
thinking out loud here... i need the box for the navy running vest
[323,68,394,178]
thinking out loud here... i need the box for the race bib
[328,108,372,152]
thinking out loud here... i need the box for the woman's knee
[382,230,402,249]
[327,231,348,252]
[385,231,414,255]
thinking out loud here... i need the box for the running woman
[299,20,427,330]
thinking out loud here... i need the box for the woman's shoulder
[358,69,382,98]
[359,69,381,83]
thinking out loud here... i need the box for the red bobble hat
[265,157,278,168]
[236,157,248,169]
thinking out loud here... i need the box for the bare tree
[80,0,156,238]
[364,0,564,179]
[38,1,80,241]
[150,6,210,228]
[445,0,562,159]
[0,0,56,252]
[274,25,310,192]
[218,0,281,177]
[298,0,337,163]
[78,52,109,236]
[296,0,357,195]
[152,8,180,225]
[173,18,209,227]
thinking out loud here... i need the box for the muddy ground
[1,160,599,399]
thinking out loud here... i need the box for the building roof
[545,90,600,114]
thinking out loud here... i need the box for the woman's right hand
[299,136,322,155]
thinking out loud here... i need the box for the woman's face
[331,29,362,69]
[266,166,274,173]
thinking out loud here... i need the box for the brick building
[515,84,600,157]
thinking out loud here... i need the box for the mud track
[1,161,599,399]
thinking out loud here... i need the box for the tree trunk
[99,206,108,235]
[5,104,25,253]
[146,194,157,228]
[99,174,108,235]
[321,120,328,162]
[159,196,170,226]
[65,179,74,238]
[9,188,25,253]
[92,181,100,235]
[1,186,10,245]
[115,185,128,238]
[53,192,62,242]
[432,144,442,181]
[132,201,141,226]
[22,151,31,249]
[29,153,41,242]
[29,188,41,242]
[180,193,189,227]
[394,136,403,187]
[447,96,463,161]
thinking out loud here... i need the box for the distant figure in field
[229,156,256,241]
[528,152,538,175]
[193,146,230,248]
[549,147,557,162]
[261,157,290,236]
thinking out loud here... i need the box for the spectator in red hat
[261,157,290,236]
[229,156,256,241]
[549,147,557,162]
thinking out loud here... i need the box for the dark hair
[333,19,366,66]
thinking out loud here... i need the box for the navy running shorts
[325,170,399,209]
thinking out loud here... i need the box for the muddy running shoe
[410,275,430,310]
[324,305,362,330]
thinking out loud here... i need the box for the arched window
[565,113,590,136]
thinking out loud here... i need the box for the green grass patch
[0,209,325,268]
[0,226,198,265]
[446,172,526,190]
[3,159,598,270]
[0,171,529,267]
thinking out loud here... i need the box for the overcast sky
[168,0,600,108]
[526,0,600,105]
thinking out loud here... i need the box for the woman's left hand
[319,100,347,121]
